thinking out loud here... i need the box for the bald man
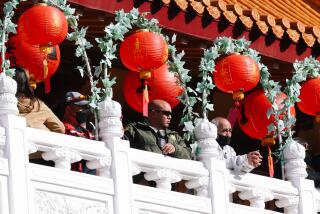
[212,117,262,172]
[124,99,192,160]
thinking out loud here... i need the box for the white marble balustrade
[0,74,319,214]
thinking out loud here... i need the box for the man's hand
[162,143,176,154]
[247,150,263,168]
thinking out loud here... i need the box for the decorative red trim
[68,0,319,62]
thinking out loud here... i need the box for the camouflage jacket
[123,120,192,160]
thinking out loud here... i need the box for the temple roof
[165,0,320,47]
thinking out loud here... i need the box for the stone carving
[131,163,141,176]
[194,119,220,161]
[0,73,18,115]
[185,176,209,197]
[238,188,274,209]
[28,142,38,155]
[98,98,123,143]
[0,126,6,158]
[144,169,181,190]
[275,196,299,214]
[42,148,81,170]
[87,156,112,178]
[35,190,108,214]
[283,140,307,181]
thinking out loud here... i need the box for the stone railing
[0,74,319,214]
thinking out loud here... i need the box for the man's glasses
[151,109,172,117]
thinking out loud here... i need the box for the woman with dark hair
[13,66,65,133]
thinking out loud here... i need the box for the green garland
[197,37,273,119]
[197,37,293,163]
[198,39,320,169]
[45,0,101,139]
[45,0,97,106]
[0,0,20,77]
[278,57,320,150]
[97,8,196,141]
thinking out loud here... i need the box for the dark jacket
[123,120,192,160]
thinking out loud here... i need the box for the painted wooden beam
[68,0,320,62]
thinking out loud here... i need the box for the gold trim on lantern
[262,135,276,146]
[233,90,244,101]
[134,29,149,33]
[140,70,152,79]
[316,112,320,123]
[39,45,52,54]
[35,3,48,6]
[28,74,37,90]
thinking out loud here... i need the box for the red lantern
[238,90,296,141]
[7,35,60,91]
[17,3,68,47]
[120,30,169,116]
[123,64,183,113]
[120,30,168,72]
[214,54,260,101]
[297,77,320,122]
[238,90,296,178]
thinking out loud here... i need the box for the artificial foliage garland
[44,0,96,106]
[198,37,320,176]
[0,3,196,141]
[197,37,272,119]
[0,0,20,77]
[45,0,102,139]
[277,57,320,152]
[197,36,286,173]
[96,8,197,141]
[0,0,100,139]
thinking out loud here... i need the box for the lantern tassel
[268,146,274,177]
[40,46,51,93]
[142,80,149,117]
[43,58,50,93]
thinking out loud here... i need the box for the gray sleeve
[223,145,254,173]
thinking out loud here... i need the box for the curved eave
[169,0,320,47]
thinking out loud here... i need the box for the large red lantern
[7,35,60,91]
[214,54,260,101]
[238,90,296,141]
[123,64,183,113]
[17,3,68,47]
[120,30,169,116]
[120,30,168,72]
[297,77,320,122]
[238,90,295,178]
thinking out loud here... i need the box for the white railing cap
[229,170,299,197]
[26,127,110,157]
[130,148,208,180]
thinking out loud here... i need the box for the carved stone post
[284,139,317,214]
[194,118,220,164]
[98,97,123,144]
[194,118,230,214]
[0,73,19,116]
[0,126,5,158]
[0,73,31,214]
[98,98,134,214]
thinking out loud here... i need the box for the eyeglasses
[151,109,172,117]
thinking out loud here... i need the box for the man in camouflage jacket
[124,99,192,160]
